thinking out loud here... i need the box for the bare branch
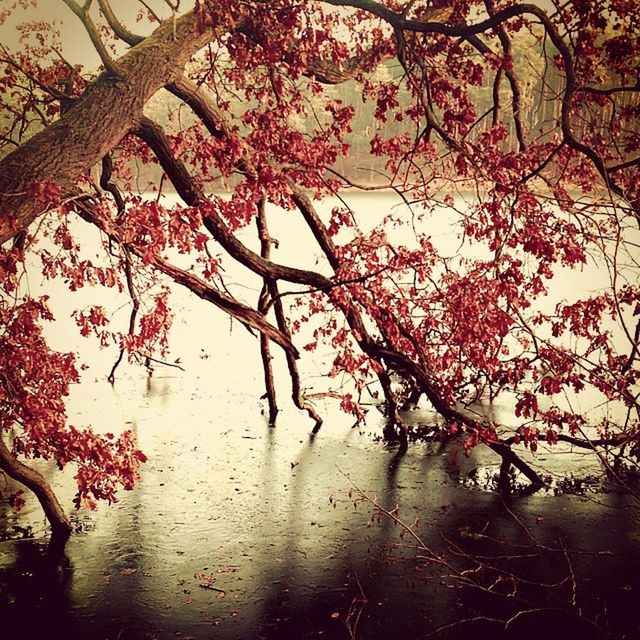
[62,0,120,74]
[256,197,279,425]
[98,0,144,46]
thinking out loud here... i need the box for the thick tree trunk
[0,434,72,540]
[0,10,222,245]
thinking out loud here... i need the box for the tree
[0,0,639,539]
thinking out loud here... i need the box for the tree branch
[76,203,299,357]
[97,0,144,45]
[0,433,72,538]
[0,10,225,244]
[62,0,120,74]
[256,197,279,425]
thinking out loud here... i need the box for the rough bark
[0,9,223,245]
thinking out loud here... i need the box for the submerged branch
[256,197,279,426]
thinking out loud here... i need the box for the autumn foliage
[0,0,639,530]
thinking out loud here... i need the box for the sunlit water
[1,193,639,639]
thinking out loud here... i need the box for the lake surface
[1,192,639,638]
[1,365,639,640]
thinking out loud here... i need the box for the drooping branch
[150,255,298,357]
[133,116,204,205]
[289,186,405,436]
[132,112,328,428]
[164,70,546,468]
[254,200,324,430]
[268,276,325,431]
[288,200,537,462]
[96,152,139,382]
[76,203,299,358]
[132,114,333,290]
[154,76,404,432]
[107,248,140,383]
[142,79,547,463]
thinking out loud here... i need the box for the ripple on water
[1,374,639,640]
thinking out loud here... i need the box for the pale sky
[0,0,192,67]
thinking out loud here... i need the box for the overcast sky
[0,0,192,66]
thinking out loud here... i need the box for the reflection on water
[1,370,639,640]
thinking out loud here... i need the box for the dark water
[1,370,639,640]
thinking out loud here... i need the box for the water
[1,192,639,638]
[0,367,639,639]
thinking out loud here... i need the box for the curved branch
[0,433,72,538]
[97,0,145,46]
[133,115,333,290]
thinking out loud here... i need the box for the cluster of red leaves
[156,0,640,455]
[0,260,146,509]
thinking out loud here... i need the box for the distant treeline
[132,33,638,191]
